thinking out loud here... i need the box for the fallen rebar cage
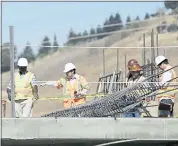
[41,65,178,118]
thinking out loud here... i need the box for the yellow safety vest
[157,69,177,100]
[58,74,90,98]
[15,72,34,100]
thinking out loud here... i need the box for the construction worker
[40,63,90,109]
[155,55,177,117]
[123,63,146,117]
[126,59,139,82]
[7,58,39,117]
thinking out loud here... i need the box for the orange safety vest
[57,74,89,109]
[157,69,177,101]
[15,72,34,100]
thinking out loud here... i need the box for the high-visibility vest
[57,74,90,98]
[157,69,177,100]
[15,72,34,100]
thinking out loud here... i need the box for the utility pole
[10,26,16,118]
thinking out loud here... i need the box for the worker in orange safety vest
[155,55,177,117]
[41,63,90,109]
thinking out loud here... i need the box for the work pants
[158,99,174,117]
[15,98,34,118]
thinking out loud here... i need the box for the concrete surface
[2,118,178,146]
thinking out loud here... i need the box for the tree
[19,42,36,63]
[68,28,76,38]
[125,16,132,29]
[67,28,78,45]
[96,25,103,39]
[77,33,82,36]
[108,14,115,32]
[164,1,178,11]
[38,36,52,56]
[90,28,95,35]
[109,14,115,24]
[52,34,59,52]
[83,30,88,36]
[144,13,150,19]
[2,43,18,72]
[136,16,140,21]
[126,16,131,23]
[114,13,123,30]
[103,19,110,33]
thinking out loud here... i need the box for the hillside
[1,15,178,117]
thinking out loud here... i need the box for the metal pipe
[142,33,146,66]
[156,33,159,56]
[10,26,16,118]
[151,29,155,64]
[124,54,127,79]
[103,48,105,76]
[116,48,119,73]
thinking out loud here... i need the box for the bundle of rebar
[41,65,178,118]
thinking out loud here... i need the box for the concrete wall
[2,118,178,146]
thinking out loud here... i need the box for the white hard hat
[155,55,167,66]
[17,58,28,66]
[63,63,76,73]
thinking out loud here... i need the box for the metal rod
[10,26,16,118]
[164,48,166,57]
[156,33,159,56]
[116,48,119,73]
[3,45,178,49]
[142,33,146,66]
[151,29,155,64]
[103,48,105,76]
[124,54,127,79]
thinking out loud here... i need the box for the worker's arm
[160,71,172,88]
[31,74,39,100]
[79,76,90,95]
[40,78,65,89]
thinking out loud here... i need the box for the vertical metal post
[164,48,166,58]
[10,26,16,118]
[151,29,155,64]
[150,29,155,76]
[117,48,119,73]
[156,33,159,56]
[124,54,127,79]
[142,33,146,66]
[103,48,105,76]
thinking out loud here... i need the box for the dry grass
[1,15,178,117]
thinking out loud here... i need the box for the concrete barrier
[2,118,178,146]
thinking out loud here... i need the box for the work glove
[74,91,82,98]
[40,81,57,87]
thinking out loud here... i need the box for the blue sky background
[2,2,165,54]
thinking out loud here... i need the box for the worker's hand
[74,91,82,98]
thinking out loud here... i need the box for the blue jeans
[122,112,140,117]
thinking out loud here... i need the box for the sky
[2,1,165,54]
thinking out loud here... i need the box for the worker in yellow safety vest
[123,63,147,117]
[155,55,177,117]
[6,58,39,117]
[40,63,90,109]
